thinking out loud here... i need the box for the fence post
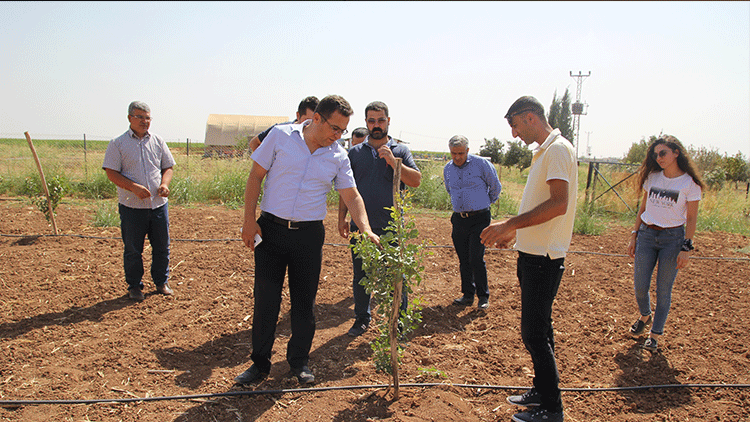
[24,132,58,234]
[83,133,88,181]
[591,162,600,204]
[186,138,190,156]
[585,161,594,205]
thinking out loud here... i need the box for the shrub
[409,161,451,211]
[75,172,117,199]
[574,205,607,235]
[26,175,68,223]
[170,176,201,205]
[91,201,120,227]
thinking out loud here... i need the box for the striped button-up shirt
[102,129,176,209]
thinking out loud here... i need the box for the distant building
[204,114,288,157]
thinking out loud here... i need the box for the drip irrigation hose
[1,233,748,262]
[1,382,749,406]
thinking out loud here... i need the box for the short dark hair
[315,95,354,119]
[297,96,319,115]
[505,96,546,124]
[365,101,389,118]
[352,127,368,138]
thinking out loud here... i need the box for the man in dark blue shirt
[337,101,422,337]
[443,135,501,310]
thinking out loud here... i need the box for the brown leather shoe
[128,288,145,301]
[156,282,173,296]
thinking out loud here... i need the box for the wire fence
[0,134,446,183]
[0,134,209,183]
[580,159,642,214]
[2,135,747,221]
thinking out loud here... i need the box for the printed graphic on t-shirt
[648,187,679,208]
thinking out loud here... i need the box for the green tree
[503,140,533,173]
[704,168,726,191]
[724,151,749,188]
[351,192,425,398]
[479,137,504,164]
[548,88,574,142]
[689,146,724,175]
[624,136,654,164]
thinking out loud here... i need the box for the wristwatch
[681,238,694,252]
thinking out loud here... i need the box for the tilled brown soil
[0,198,748,421]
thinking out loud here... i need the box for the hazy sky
[2,1,748,159]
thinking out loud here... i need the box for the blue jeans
[350,227,407,323]
[450,210,491,298]
[633,224,684,336]
[517,251,565,413]
[118,203,170,291]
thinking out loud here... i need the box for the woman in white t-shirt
[627,135,704,352]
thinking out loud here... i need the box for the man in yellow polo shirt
[480,96,577,422]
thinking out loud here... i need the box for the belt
[645,224,682,231]
[261,211,321,230]
[454,208,490,218]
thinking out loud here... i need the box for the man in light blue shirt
[235,95,378,387]
[443,135,501,310]
[103,101,176,301]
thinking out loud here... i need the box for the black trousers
[517,251,565,413]
[450,209,491,298]
[251,215,325,372]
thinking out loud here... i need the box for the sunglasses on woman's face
[653,150,670,160]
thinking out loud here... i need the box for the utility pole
[570,71,591,159]
[586,131,592,158]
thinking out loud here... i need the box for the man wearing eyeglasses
[338,101,422,337]
[235,95,379,386]
[248,96,319,152]
[480,96,576,422]
[103,101,176,301]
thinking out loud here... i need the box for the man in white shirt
[481,96,577,422]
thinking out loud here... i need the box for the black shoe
[630,315,652,335]
[642,337,658,352]
[397,320,406,340]
[128,288,144,301]
[347,318,369,337]
[289,366,315,384]
[507,388,542,407]
[477,296,489,309]
[511,408,564,422]
[453,295,473,306]
[234,365,268,385]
